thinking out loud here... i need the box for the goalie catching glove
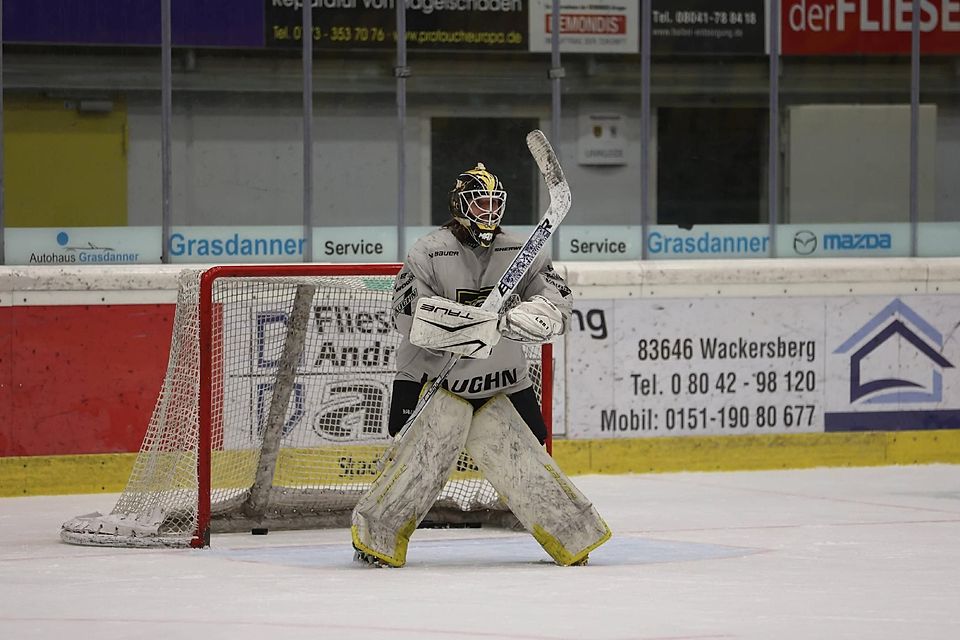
[498,295,564,343]
[410,296,502,359]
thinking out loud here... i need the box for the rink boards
[2,259,960,495]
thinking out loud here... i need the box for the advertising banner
[776,223,910,258]
[311,226,397,262]
[167,225,306,263]
[542,223,924,260]
[2,0,265,48]
[565,295,960,438]
[781,0,960,55]
[4,227,162,265]
[266,0,528,51]
[4,0,812,56]
[646,224,771,259]
[651,0,766,54]
[559,225,642,261]
[528,0,637,53]
[225,297,396,448]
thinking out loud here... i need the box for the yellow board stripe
[552,430,960,476]
[0,453,137,497]
[3,430,960,497]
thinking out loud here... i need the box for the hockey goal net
[61,264,552,548]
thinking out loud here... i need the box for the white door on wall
[785,104,936,224]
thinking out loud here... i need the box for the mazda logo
[793,230,817,255]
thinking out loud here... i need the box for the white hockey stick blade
[485,130,571,310]
[527,129,568,190]
[389,130,570,446]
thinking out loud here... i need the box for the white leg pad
[351,388,473,567]
[466,395,611,566]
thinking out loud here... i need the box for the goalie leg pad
[351,389,473,567]
[466,395,611,566]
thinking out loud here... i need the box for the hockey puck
[251,528,269,536]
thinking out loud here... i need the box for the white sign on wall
[313,226,396,262]
[560,225,641,260]
[565,296,960,439]
[578,113,627,166]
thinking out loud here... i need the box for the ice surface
[2,465,959,639]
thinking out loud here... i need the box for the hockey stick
[388,130,571,446]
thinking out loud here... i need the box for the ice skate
[353,546,392,568]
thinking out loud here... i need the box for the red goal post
[61,264,553,548]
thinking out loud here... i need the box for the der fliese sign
[781,0,960,54]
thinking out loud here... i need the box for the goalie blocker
[351,390,611,567]
[409,294,566,360]
[409,296,502,359]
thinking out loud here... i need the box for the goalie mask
[448,163,507,247]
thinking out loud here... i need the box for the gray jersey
[392,226,572,399]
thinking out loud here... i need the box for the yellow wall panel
[4,96,127,227]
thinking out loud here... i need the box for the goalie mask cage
[61,264,552,548]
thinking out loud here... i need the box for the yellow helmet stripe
[467,165,497,191]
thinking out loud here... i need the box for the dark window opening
[430,117,540,227]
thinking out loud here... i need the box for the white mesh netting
[61,266,545,547]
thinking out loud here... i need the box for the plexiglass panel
[1,2,956,263]
[917,24,960,257]
[778,0,914,259]
[3,39,161,264]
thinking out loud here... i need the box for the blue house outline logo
[834,299,953,404]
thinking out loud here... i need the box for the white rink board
[565,295,960,439]
[5,258,960,441]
